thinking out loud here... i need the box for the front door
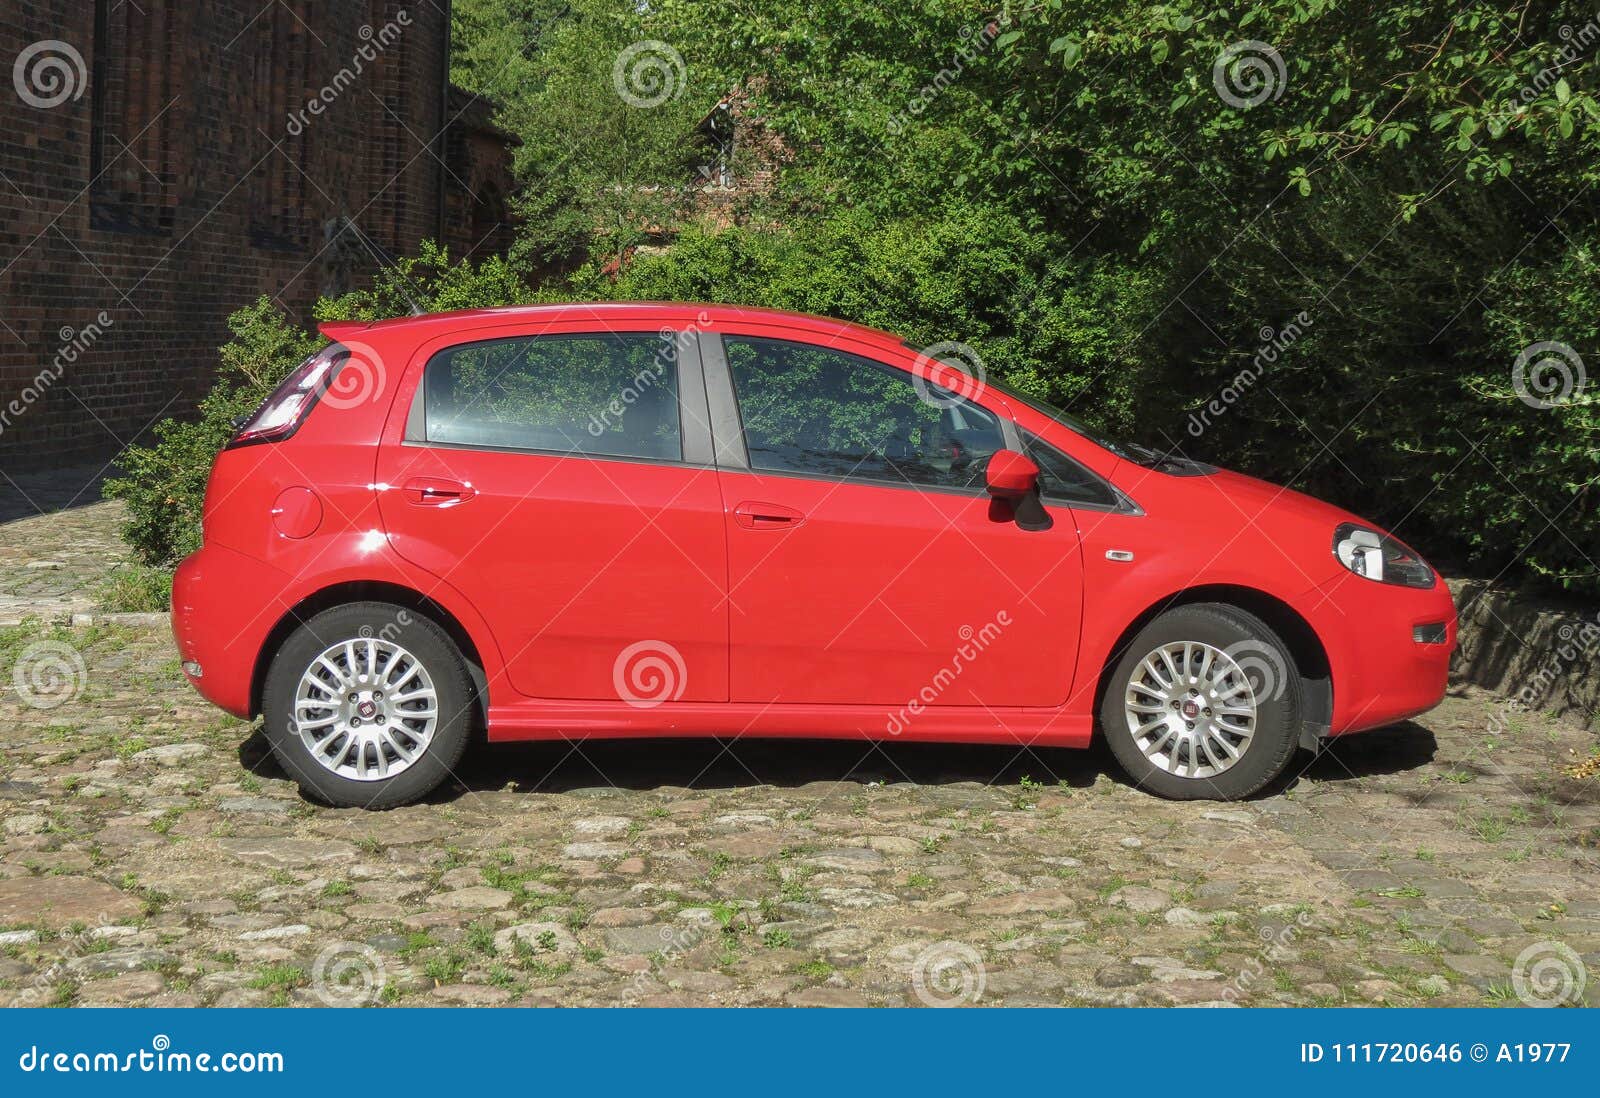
[712,334,1083,714]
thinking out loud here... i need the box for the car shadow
[237,725,1109,799]
[237,721,1438,804]
[1288,720,1439,787]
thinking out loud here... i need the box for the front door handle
[733,500,804,529]
[403,477,475,506]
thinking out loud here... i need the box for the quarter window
[1021,428,1119,508]
[423,333,681,460]
[724,336,1004,491]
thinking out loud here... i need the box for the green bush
[97,562,175,613]
[104,298,321,566]
[598,205,1161,438]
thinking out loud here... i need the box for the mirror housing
[985,449,1040,500]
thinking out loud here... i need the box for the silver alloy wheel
[291,637,439,782]
[1123,641,1258,780]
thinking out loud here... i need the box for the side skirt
[485,701,1094,748]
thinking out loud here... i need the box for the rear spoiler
[317,321,374,342]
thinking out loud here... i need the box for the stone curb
[0,609,166,629]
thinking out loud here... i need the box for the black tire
[1099,602,1302,800]
[261,602,474,809]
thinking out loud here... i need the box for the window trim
[707,333,1004,495]
[402,329,713,467]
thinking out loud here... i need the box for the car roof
[319,302,910,354]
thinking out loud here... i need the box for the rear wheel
[262,602,474,808]
[1100,603,1302,800]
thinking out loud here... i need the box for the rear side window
[423,333,681,460]
[723,335,1004,491]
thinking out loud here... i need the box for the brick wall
[0,0,505,473]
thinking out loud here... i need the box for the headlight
[1332,523,1435,588]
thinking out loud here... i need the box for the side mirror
[985,449,1040,500]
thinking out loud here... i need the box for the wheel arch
[1092,584,1333,749]
[249,580,490,724]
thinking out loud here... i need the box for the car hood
[1200,466,1369,530]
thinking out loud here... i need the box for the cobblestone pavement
[0,466,124,625]
[1,484,1597,1008]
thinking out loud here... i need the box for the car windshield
[967,371,1173,467]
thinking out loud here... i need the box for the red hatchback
[172,304,1456,807]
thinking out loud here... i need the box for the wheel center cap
[1180,699,1201,720]
[357,699,378,719]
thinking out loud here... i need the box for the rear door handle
[403,477,475,506]
[733,500,804,529]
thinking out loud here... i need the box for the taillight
[227,345,346,448]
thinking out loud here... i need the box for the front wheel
[1099,603,1302,800]
[261,602,474,808]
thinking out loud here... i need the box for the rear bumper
[1296,571,1457,737]
[171,543,294,718]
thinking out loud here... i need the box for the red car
[171,304,1455,808]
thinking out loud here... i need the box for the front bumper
[1296,570,1457,737]
[171,543,294,718]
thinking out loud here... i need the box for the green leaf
[1555,78,1571,104]
[1151,39,1169,65]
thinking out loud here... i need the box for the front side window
[723,336,1004,491]
[424,332,681,460]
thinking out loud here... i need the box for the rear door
[376,323,728,704]
[707,332,1084,710]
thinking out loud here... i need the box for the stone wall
[1448,578,1600,734]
